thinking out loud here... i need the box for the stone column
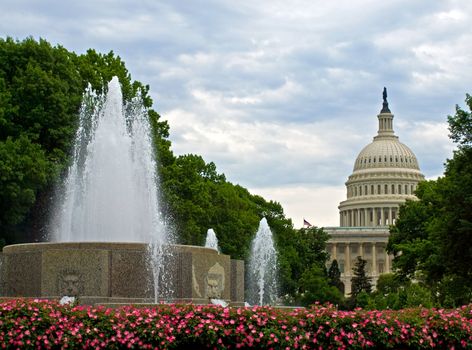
[373,207,378,227]
[332,243,337,260]
[372,243,377,275]
[345,243,351,276]
[381,208,385,226]
[388,207,392,226]
[350,210,354,227]
[359,243,363,257]
[364,209,369,227]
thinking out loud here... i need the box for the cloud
[0,0,470,226]
[165,106,365,188]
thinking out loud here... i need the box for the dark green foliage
[286,227,329,295]
[0,136,49,243]
[374,273,402,295]
[298,265,343,306]
[350,256,372,297]
[328,259,344,295]
[448,93,472,146]
[280,227,344,306]
[366,274,433,310]
[0,38,83,161]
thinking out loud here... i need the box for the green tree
[328,259,344,295]
[367,274,433,310]
[281,227,344,306]
[298,265,343,306]
[375,273,402,295]
[403,283,433,308]
[0,136,49,242]
[350,256,372,297]
[448,93,472,145]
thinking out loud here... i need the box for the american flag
[303,218,312,227]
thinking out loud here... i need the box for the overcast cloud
[1,0,469,227]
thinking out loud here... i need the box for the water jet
[247,218,279,305]
[205,229,220,252]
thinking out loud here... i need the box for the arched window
[391,184,395,194]
[398,184,402,194]
[377,184,381,194]
[385,184,388,194]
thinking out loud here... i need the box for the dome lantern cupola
[375,87,396,139]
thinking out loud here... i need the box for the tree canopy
[350,256,372,297]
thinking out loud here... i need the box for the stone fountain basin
[0,242,244,306]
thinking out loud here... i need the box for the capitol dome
[338,88,424,227]
[354,139,420,171]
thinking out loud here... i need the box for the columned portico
[326,228,391,295]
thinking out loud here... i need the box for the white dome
[354,138,420,171]
[338,89,425,228]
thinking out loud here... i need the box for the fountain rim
[2,242,220,254]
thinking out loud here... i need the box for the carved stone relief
[205,262,225,299]
[57,270,84,297]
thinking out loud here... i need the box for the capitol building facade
[324,89,424,295]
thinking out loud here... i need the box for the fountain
[53,77,165,243]
[0,77,245,306]
[205,229,220,252]
[247,218,279,305]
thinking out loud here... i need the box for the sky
[1,0,470,228]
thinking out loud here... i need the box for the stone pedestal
[0,242,244,305]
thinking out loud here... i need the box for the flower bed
[0,299,471,349]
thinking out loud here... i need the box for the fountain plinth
[0,242,245,306]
